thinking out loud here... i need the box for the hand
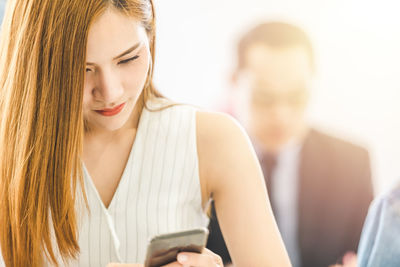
[162,248,223,267]
[329,252,357,267]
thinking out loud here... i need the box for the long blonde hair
[0,0,160,266]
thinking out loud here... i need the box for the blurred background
[1,0,399,266]
[1,0,400,194]
[152,0,400,195]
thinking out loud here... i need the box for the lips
[95,102,126,116]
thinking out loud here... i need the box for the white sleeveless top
[40,99,209,267]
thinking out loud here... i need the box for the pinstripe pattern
[39,99,210,266]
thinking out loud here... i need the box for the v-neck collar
[82,106,147,212]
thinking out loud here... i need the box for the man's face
[242,43,313,152]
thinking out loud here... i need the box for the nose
[267,104,294,122]
[92,68,124,107]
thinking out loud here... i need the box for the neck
[263,125,310,155]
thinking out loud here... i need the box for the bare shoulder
[195,111,253,165]
[195,111,248,145]
[195,111,260,197]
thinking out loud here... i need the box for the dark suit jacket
[206,129,374,267]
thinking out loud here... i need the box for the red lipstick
[95,102,125,116]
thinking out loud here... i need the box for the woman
[0,0,291,266]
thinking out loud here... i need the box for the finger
[202,248,223,265]
[177,252,218,267]
[343,253,357,266]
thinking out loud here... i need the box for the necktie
[261,153,278,214]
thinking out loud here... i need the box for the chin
[262,135,290,151]
[102,125,124,132]
[86,116,129,132]
[275,135,291,145]
[102,120,128,132]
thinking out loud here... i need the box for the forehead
[243,43,312,93]
[86,8,147,62]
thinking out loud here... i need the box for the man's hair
[238,22,314,70]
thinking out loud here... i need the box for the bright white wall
[1,0,397,194]
[154,0,400,194]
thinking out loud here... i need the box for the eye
[118,55,139,65]
[86,68,92,73]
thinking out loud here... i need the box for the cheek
[288,108,305,124]
[122,52,150,95]
[82,81,93,111]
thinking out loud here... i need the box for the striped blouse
[0,99,210,267]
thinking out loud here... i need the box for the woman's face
[84,8,151,133]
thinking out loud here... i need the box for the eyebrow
[86,42,142,66]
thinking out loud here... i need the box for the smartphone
[144,227,209,267]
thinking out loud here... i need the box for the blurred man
[207,22,374,267]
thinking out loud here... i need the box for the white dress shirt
[271,141,302,267]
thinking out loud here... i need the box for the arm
[196,111,291,267]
